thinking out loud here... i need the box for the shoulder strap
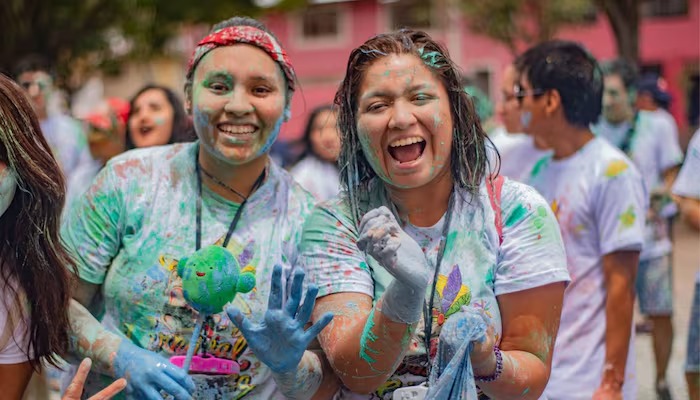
[487,175,505,245]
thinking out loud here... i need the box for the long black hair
[125,84,195,150]
[0,73,75,370]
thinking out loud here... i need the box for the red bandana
[187,25,296,92]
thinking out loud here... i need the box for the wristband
[474,346,503,382]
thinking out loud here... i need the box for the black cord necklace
[618,112,639,156]
[421,190,455,377]
[194,154,266,251]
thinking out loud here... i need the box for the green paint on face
[505,203,528,227]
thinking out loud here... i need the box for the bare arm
[475,282,565,399]
[0,361,32,399]
[599,250,639,393]
[312,292,416,393]
[675,196,700,231]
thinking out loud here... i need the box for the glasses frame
[513,84,547,103]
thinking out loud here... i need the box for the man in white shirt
[595,60,683,400]
[516,41,646,400]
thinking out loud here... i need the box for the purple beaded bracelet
[474,346,503,382]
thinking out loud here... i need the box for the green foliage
[0,0,305,90]
[461,0,595,55]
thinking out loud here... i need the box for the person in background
[290,104,341,201]
[65,97,130,208]
[516,41,647,400]
[636,74,679,143]
[125,84,196,150]
[0,73,126,400]
[596,59,684,400]
[489,64,550,182]
[13,55,97,198]
[671,129,700,400]
[463,85,495,132]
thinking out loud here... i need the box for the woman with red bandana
[62,16,334,399]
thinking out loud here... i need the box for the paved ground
[636,220,699,400]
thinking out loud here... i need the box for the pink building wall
[264,0,699,144]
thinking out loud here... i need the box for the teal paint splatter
[530,156,549,178]
[359,308,380,364]
[505,203,528,227]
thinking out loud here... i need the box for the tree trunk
[596,0,640,62]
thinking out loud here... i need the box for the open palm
[226,265,333,374]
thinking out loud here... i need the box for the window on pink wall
[302,4,341,39]
[388,0,433,30]
[641,0,688,17]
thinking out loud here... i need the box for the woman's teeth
[219,124,257,134]
[389,136,425,148]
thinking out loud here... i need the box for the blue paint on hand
[225,264,333,374]
[113,339,195,400]
[426,307,488,399]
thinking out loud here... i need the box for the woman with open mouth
[299,30,570,399]
[125,84,195,150]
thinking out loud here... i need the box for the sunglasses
[513,84,547,103]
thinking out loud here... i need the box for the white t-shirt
[300,178,570,399]
[594,111,683,260]
[62,142,315,398]
[290,155,341,202]
[672,129,700,200]
[41,113,100,200]
[488,128,551,182]
[0,280,30,364]
[672,130,700,283]
[527,138,646,400]
[653,109,680,143]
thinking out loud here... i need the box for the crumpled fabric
[426,307,488,399]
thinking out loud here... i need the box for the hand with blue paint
[435,307,495,375]
[112,339,196,400]
[225,265,333,374]
[357,206,430,323]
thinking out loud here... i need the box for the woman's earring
[283,108,291,122]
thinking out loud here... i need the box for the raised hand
[225,265,333,374]
[112,340,195,400]
[63,358,126,400]
[357,206,430,290]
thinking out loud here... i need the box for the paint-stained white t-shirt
[672,130,700,200]
[300,178,569,399]
[62,142,315,399]
[41,113,99,201]
[527,138,646,400]
[290,155,341,202]
[594,111,683,260]
[488,128,551,183]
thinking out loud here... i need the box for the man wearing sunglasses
[516,41,647,400]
